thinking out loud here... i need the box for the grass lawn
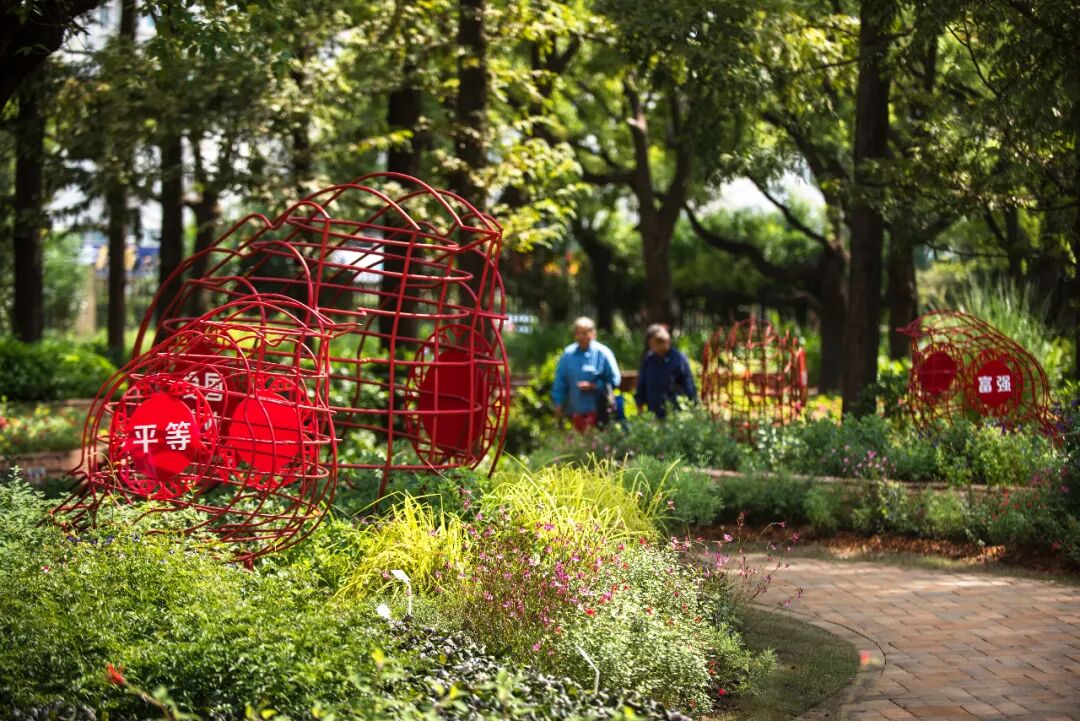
[716,607,859,720]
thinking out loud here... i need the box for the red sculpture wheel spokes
[106,375,219,501]
[405,323,501,466]
[220,373,319,492]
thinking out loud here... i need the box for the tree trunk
[575,220,614,332]
[449,0,490,303]
[818,246,847,392]
[624,84,687,329]
[187,188,219,318]
[290,44,312,194]
[642,231,676,327]
[105,0,137,360]
[1003,206,1025,281]
[886,236,917,359]
[106,181,127,358]
[378,76,423,348]
[842,0,893,416]
[157,133,184,327]
[12,68,47,342]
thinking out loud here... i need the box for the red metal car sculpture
[54,174,510,561]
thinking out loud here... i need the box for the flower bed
[0,459,788,718]
[0,401,86,480]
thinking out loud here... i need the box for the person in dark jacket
[635,324,696,419]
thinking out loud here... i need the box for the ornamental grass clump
[335,494,468,601]
[489,459,668,542]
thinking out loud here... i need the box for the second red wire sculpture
[899,310,1054,434]
[701,317,808,440]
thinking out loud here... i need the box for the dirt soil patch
[695,522,1078,578]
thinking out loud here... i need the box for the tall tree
[106,0,138,360]
[157,133,183,324]
[842,0,894,416]
[12,66,47,341]
[448,0,491,306]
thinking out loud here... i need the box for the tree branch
[748,175,828,246]
[1,0,104,111]
[685,204,818,283]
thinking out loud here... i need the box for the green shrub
[0,523,383,716]
[0,482,694,720]
[624,455,724,528]
[0,401,85,460]
[802,485,842,534]
[850,481,920,536]
[0,339,116,402]
[550,406,746,470]
[756,415,892,479]
[556,545,774,711]
[505,351,560,455]
[921,489,968,541]
[430,525,773,712]
[712,472,811,526]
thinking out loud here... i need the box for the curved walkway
[764,557,1080,721]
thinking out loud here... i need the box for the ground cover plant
[534,404,1062,488]
[0,454,784,719]
[517,388,1080,565]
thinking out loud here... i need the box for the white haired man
[551,317,621,432]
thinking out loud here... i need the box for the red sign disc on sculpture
[917,349,958,396]
[971,357,1018,409]
[108,376,217,500]
[224,387,306,486]
[417,348,487,455]
[408,324,499,465]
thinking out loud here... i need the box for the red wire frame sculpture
[53,174,510,561]
[898,310,1054,434]
[53,295,342,562]
[701,317,808,440]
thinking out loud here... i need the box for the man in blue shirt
[551,317,621,432]
[635,324,696,419]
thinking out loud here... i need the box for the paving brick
[751,556,1080,721]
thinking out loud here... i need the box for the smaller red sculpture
[53,295,342,563]
[899,310,1054,433]
[701,317,808,440]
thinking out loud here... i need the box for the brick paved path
[765,558,1080,721]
